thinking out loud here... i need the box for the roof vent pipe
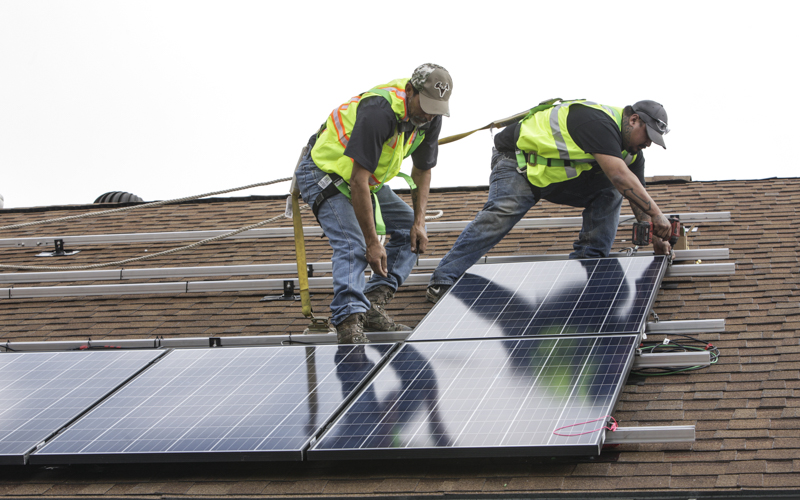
[93,192,144,204]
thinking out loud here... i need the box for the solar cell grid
[32,344,394,464]
[409,256,666,341]
[309,335,637,459]
[0,350,164,464]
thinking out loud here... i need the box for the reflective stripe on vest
[310,78,423,193]
[517,100,637,188]
[548,100,619,162]
[331,97,361,148]
[309,79,423,235]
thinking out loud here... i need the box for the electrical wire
[1,343,18,352]
[71,344,159,351]
[553,416,617,436]
[631,334,719,377]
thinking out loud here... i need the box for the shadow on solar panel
[310,335,637,459]
[409,256,666,341]
[30,344,393,464]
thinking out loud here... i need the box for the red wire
[553,416,617,436]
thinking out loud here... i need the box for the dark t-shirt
[493,104,645,184]
[343,96,441,173]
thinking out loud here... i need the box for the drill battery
[632,216,681,246]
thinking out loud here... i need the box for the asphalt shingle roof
[1,177,798,498]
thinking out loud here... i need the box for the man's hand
[366,240,388,277]
[410,221,428,254]
[410,165,432,255]
[652,213,672,241]
[653,236,672,255]
[350,161,388,277]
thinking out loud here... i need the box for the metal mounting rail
[0,248,730,285]
[645,319,726,334]
[0,331,408,352]
[666,263,735,277]
[1,264,735,299]
[604,426,695,444]
[0,322,712,353]
[0,212,731,248]
[633,351,712,369]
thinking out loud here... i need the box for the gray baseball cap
[632,100,669,149]
[410,63,453,117]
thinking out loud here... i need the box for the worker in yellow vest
[296,64,453,342]
[427,99,671,303]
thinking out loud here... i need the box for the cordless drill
[632,216,681,246]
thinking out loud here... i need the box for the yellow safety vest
[516,100,637,188]
[310,78,425,192]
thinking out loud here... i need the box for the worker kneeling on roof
[297,64,452,343]
[427,99,672,303]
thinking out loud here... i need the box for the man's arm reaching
[350,161,388,277]
[593,153,672,241]
[410,166,431,254]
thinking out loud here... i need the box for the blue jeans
[296,148,417,326]
[429,149,622,286]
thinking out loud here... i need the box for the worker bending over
[297,64,453,343]
[427,99,671,303]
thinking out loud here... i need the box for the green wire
[631,343,719,377]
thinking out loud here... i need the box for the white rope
[0,177,292,232]
[425,209,444,220]
[0,205,309,272]
[0,182,446,271]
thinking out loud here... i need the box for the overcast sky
[1,1,797,210]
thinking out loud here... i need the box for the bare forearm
[616,175,660,218]
[410,166,431,224]
[630,203,650,223]
[350,164,379,246]
[593,154,663,219]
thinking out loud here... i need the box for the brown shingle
[3,178,800,498]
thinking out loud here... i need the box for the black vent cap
[94,192,144,204]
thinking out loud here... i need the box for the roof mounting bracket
[260,280,301,302]
[36,239,80,257]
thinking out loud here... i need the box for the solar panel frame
[30,344,396,464]
[409,256,667,342]
[0,350,166,465]
[308,335,639,460]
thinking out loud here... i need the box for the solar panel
[31,344,394,464]
[0,350,164,465]
[308,335,637,459]
[409,256,666,341]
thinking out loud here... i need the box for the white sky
[1,1,797,210]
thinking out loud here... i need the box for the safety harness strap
[515,150,574,168]
[311,172,350,220]
[311,172,416,236]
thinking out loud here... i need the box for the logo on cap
[434,81,450,98]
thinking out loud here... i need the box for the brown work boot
[335,313,370,344]
[364,286,412,332]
